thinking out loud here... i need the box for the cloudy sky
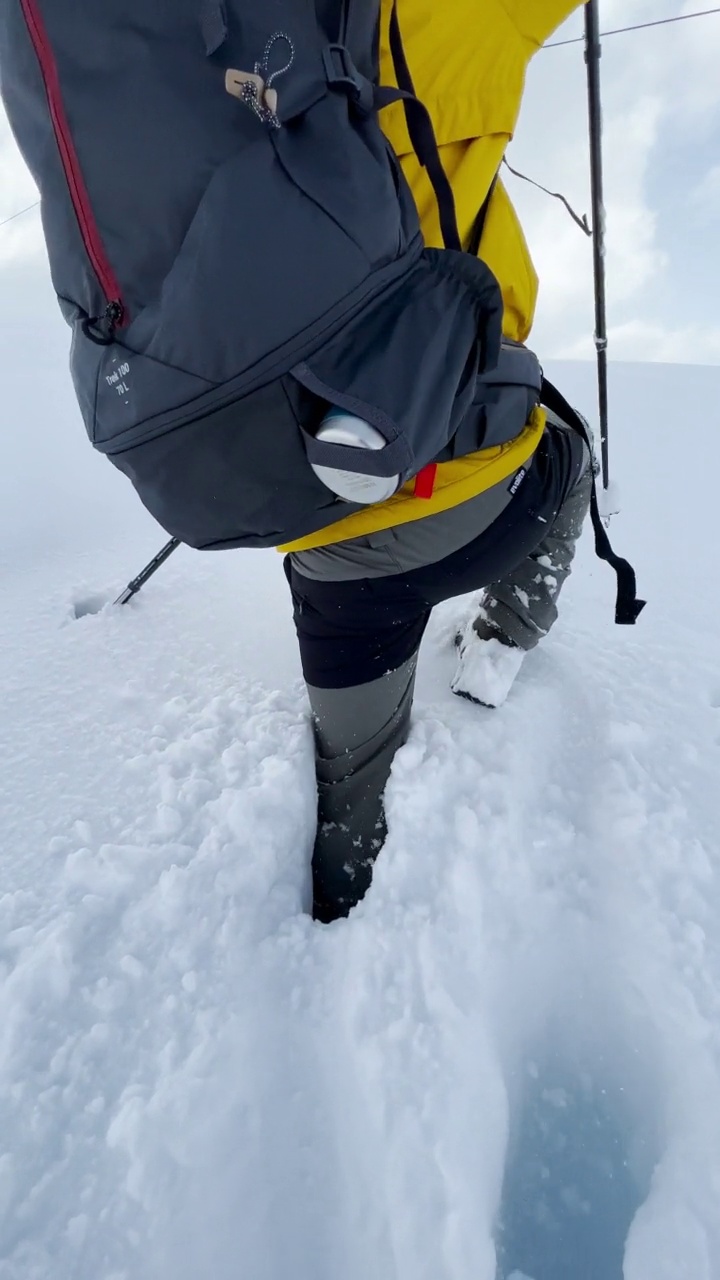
[1,0,719,366]
[508,0,720,362]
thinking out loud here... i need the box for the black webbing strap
[338,0,349,42]
[468,173,499,256]
[383,0,462,252]
[541,377,646,625]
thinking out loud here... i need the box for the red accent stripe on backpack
[19,0,127,324]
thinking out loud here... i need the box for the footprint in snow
[495,1049,656,1280]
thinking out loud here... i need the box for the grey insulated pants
[472,453,592,650]
[287,422,591,921]
[309,660,418,922]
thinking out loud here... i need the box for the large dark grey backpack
[0,0,645,630]
[2,0,540,548]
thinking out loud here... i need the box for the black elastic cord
[541,377,646,625]
[502,158,592,236]
[386,0,461,252]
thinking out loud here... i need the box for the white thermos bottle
[310,408,400,504]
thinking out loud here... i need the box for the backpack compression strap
[386,1,461,252]
[336,0,381,80]
[324,30,461,251]
[541,378,646,625]
[373,0,462,252]
[326,1,461,250]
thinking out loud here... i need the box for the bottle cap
[311,410,400,504]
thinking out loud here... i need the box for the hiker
[2,1,641,929]
[280,0,593,922]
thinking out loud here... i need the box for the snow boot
[451,619,525,708]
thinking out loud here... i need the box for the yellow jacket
[281,0,584,553]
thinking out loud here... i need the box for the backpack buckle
[323,45,374,115]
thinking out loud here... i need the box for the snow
[2,283,720,1279]
[451,630,526,708]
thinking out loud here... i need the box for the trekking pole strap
[541,378,646,625]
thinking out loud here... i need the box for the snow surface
[2,290,720,1280]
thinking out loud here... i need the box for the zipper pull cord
[82,299,124,346]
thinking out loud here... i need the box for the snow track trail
[2,360,720,1278]
[2,595,720,1278]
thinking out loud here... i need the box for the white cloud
[655,4,720,125]
[512,1,720,365]
[597,95,667,305]
[0,114,43,267]
[688,164,720,225]
[0,117,35,207]
[0,202,43,270]
[559,317,720,364]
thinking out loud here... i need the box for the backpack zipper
[19,0,127,332]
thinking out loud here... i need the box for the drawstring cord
[230,32,295,130]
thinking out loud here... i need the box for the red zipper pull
[414,464,438,499]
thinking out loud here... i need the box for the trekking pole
[584,0,610,489]
[114,537,181,606]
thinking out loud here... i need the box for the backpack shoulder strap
[541,377,646,626]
